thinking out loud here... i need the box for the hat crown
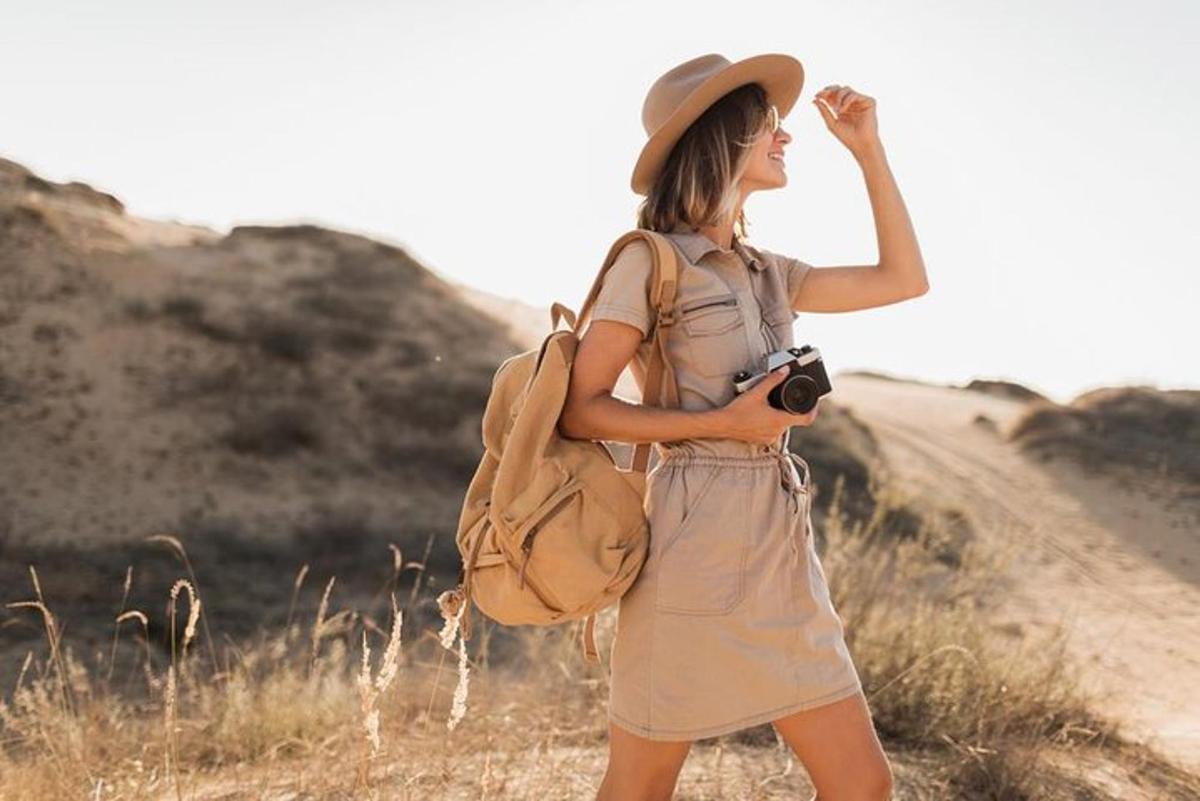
[642,53,732,136]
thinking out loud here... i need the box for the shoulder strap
[550,229,682,474]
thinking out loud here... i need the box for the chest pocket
[677,291,753,378]
[762,301,796,351]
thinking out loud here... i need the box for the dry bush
[962,378,1048,403]
[1009,386,1200,498]
[221,403,323,458]
[815,475,1197,799]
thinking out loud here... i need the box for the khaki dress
[586,223,863,742]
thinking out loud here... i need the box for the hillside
[0,157,523,684]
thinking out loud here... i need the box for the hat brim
[631,53,805,196]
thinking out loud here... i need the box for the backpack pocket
[460,511,566,624]
[499,463,631,615]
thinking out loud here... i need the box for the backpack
[449,229,683,665]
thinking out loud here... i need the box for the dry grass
[1,476,1198,800]
[1008,386,1200,501]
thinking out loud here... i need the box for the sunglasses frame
[765,104,780,135]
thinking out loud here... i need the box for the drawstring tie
[768,446,810,517]
[769,446,812,559]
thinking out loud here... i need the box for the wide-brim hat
[631,52,805,196]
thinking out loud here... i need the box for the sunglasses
[764,104,780,135]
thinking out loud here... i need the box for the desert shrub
[159,294,242,343]
[246,315,316,364]
[122,297,154,320]
[326,326,380,356]
[361,370,493,430]
[221,404,321,457]
[160,294,204,320]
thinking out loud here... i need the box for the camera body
[732,345,831,414]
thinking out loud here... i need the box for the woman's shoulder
[740,240,814,305]
[740,240,805,269]
[740,240,812,274]
[607,236,654,283]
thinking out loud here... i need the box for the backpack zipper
[517,492,571,589]
[516,536,561,610]
[518,528,538,589]
[515,488,581,606]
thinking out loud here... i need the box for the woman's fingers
[814,89,839,118]
[815,84,862,114]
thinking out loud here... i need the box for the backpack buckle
[657,306,679,327]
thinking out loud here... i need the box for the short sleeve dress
[585,223,863,742]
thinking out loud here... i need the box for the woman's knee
[868,760,895,800]
[597,768,684,801]
[827,760,893,801]
[598,720,692,801]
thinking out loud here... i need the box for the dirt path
[833,373,1200,772]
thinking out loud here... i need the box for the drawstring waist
[656,444,814,560]
[657,446,812,517]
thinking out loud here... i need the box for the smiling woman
[634,80,786,241]
[562,51,914,801]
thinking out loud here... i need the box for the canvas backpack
[449,229,684,665]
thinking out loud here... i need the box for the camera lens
[779,374,819,414]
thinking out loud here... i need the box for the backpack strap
[567,230,683,474]
[572,229,680,346]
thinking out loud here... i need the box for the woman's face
[740,108,792,192]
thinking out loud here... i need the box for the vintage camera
[732,345,831,414]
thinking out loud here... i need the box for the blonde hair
[635,82,773,243]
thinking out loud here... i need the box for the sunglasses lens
[769,106,779,133]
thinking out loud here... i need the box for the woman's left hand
[812,85,880,160]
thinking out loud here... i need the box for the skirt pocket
[653,466,748,616]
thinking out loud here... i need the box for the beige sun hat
[631,52,805,196]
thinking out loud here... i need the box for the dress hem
[607,677,863,742]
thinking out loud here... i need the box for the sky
[2,0,1197,405]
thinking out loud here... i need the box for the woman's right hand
[715,366,820,444]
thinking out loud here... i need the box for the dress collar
[665,223,765,271]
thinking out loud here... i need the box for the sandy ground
[832,373,1200,773]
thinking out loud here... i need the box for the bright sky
[3,1,1196,405]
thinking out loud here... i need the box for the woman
[560,53,927,801]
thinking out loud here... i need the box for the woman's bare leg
[771,691,893,801]
[595,719,693,801]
